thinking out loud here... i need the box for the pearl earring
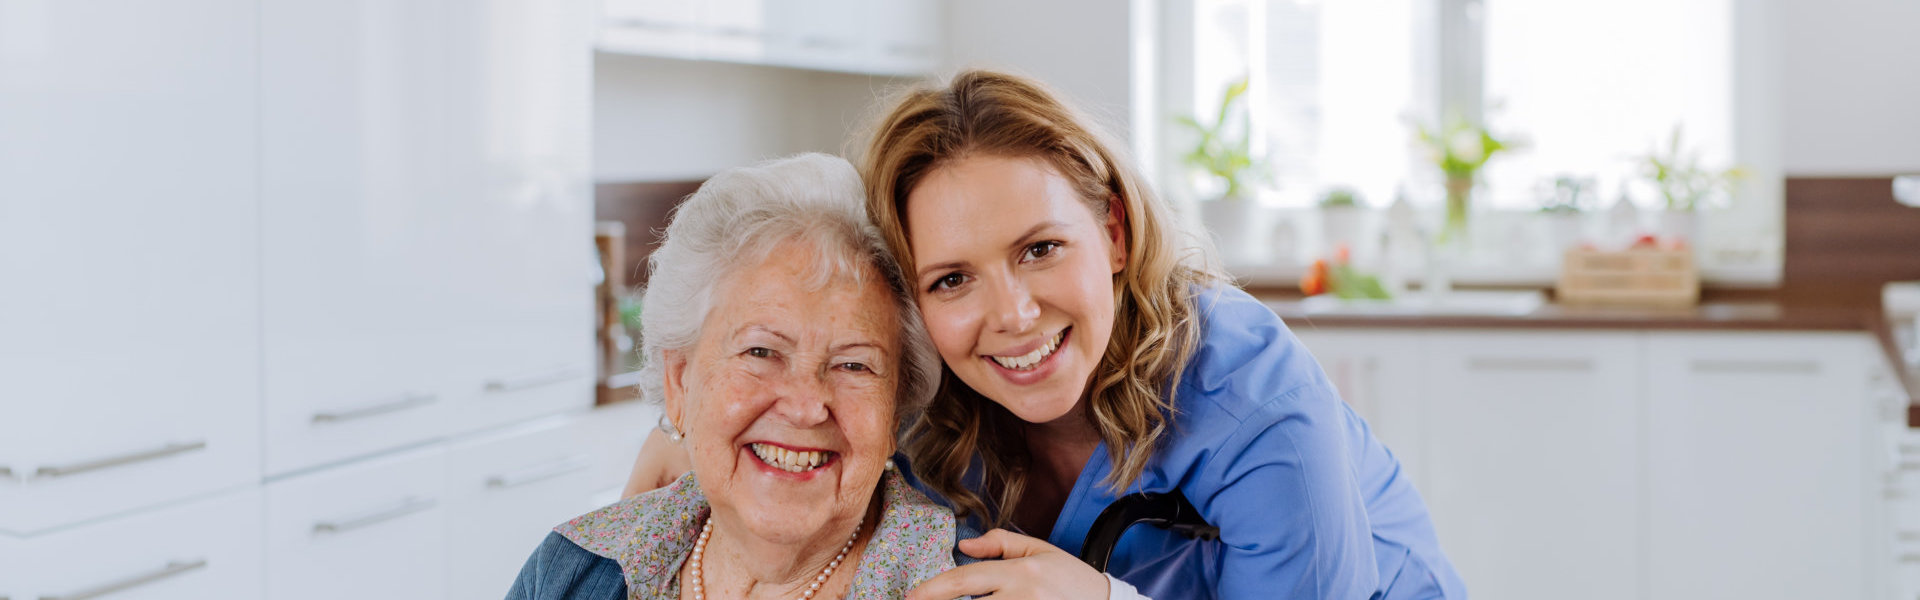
[658,415,684,442]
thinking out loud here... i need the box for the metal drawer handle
[485,367,584,393]
[1900,531,1920,542]
[1465,357,1594,372]
[311,393,437,425]
[40,558,207,600]
[34,441,207,480]
[1901,553,1920,564]
[488,455,593,490]
[1688,359,1821,375]
[313,497,437,535]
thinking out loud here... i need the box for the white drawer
[266,445,447,600]
[3,405,259,535]
[443,414,601,600]
[443,364,595,439]
[262,373,452,477]
[5,487,264,600]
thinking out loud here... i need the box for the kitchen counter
[1253,287,1920,426]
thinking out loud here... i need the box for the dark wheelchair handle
[1078,490,1220,572]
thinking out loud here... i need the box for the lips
[748,442,835,473]
[986,328,1067,371]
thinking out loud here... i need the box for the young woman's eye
[745,347,774,359]
[929,272,967,292]
[1023,241,1061,262]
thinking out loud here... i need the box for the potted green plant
[1638,125,1744,244]
[1537,175,1593,253]
[1175,77,1268,263]
[1317,186,1365,253]
[1413,113,1518,244]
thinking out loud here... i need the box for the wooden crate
[1556,247,1699,307]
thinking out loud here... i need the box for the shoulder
[554,471,707,595]
[1176,285,1330,424]
[853,469,961,597]
[505,532,628,600]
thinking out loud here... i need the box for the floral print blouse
[552,468,957,599]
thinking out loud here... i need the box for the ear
[661,348,692,433]
[1104,194,1130,275]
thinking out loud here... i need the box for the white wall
[942,0,1137,141]
[592,54,905,181]
[1781,0,1920,175]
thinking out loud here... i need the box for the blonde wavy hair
[858,69,1222,529]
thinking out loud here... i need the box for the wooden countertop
[1252,287,1920,426]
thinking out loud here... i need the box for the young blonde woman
[859,70,1463,600]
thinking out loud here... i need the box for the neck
[692,491,881,600]
[1024,402,1102,482]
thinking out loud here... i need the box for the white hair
[636,153,940,425]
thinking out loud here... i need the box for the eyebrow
[915,220,1067,280]
[739,325,795,346]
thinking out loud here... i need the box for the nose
[769,372,832,427]
[986,273,1041,335]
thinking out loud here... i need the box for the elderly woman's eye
[838,362,871,373]
[746,347,774,358]
[1023,241,1060,261]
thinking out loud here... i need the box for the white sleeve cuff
[1106,573,1152,600]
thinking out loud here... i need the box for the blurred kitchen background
[3,0,1919,598]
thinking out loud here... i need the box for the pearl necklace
[687,514,864,600]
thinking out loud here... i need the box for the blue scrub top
[964,286,1466,600]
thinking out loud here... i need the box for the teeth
[990,330,1064,371]
[750,443,831,473]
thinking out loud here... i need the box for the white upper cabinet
[260,0,459,476]
[1646,332,1874,600]
[0,0,262,534]
[1421,331,1643,600]
[597,0,946,76]
[261,0,595,472]
[441,0,597,436]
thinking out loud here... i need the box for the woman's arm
[1199,381,1381,599]
[621,428,692,498]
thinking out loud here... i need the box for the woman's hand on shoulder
[907,529,1110,600]
[621,428,691,499]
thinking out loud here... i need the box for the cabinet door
[444,415,601,599]
[7,488,264,600]
[865,0,944,75]
[1291,328,1429,487]
[1422,331,1642,600]
[1646,332,1872,600]
[0,0,260,534]
[266,445,448,600]
[441,0,597,436]
[259,0,457,476]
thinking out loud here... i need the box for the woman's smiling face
[903,154,1127,427]
[662,238,900,545]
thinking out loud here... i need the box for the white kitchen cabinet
[4,487,264,600]
[441,0,598,438]
[1646,332,1876,600]
[443,415,602,599]
[0,0,261,535]
[261,0,595,473]
[1422,331,1644,600]
[266,445,448,600]
[865,0,945,76]
[1291,327,1430,487]
[259,0,460,476]
[595,0,947,76]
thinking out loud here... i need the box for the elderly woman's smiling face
[662,238,901,545]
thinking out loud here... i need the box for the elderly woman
[506,153,955,600]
